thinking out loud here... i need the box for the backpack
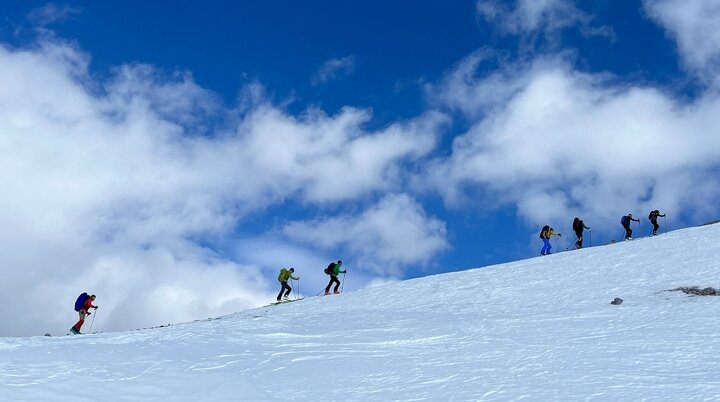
[539,225,550,239]
[74,293,89,312]
[573,218,581,232]
[324,262,334,275]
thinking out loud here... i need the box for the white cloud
[0,39,445,336]
[312,55,357,84]
[426,54,720,233]
[26,3,82,26]
[477,0,613,42]
[643,0,720,80]
[282,194,449,275]
[426,49,534,119]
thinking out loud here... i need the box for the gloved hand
[94,306,99,309]
[558,234,562,237]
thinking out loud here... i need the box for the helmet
[289,268,294,272]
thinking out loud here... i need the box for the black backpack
[324,262,335,275]
[539,225,550,239]
[572,218,581,231]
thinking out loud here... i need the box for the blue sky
[2,1,720,335]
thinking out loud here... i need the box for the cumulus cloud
[282,194,449,275]
[312,55,357,84]
[0,38,445,336]
[425,53,720,233]
[643,0,720,80]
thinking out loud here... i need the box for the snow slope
[2,224,720,401]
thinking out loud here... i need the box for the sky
[2,224,720,400]
[1,0,720,336]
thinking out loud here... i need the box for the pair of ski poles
[290,278,300,300]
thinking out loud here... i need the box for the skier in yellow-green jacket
[277,267,299,302]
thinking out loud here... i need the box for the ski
[266,298,305,306]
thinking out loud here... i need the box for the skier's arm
[290,274,299,280]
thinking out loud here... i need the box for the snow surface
[2,224,720,401]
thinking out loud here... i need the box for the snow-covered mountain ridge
[2,224,720,401]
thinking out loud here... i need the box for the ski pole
[341,272,346,293]
[588,229,592,247]
[664,215,668,233]
[88,309,97,334]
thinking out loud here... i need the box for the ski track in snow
[2,224,720,400]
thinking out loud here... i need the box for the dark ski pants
[623,224,632,239]
[277,281,291,301]
[651,220,660,235]
[325,275,340,293]
[574,230,583,248]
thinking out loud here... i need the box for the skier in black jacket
[621,214,640,240]
[648,210,666,235]
[572,217,591,249]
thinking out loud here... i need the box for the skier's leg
[541,239,550,254]
[333,276,341,293]
[324,277,333,294]
[73,310,87,331]
[283,282,292,298]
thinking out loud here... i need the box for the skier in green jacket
[277,267,299,302]
[323,260,346,295]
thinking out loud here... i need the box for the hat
[337,260,342,264]
[289,268,294,272]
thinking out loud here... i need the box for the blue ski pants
[541,238,552,255]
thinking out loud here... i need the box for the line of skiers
[70,260,347,333]
[541,210,666,255]
[275,260,346,302]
